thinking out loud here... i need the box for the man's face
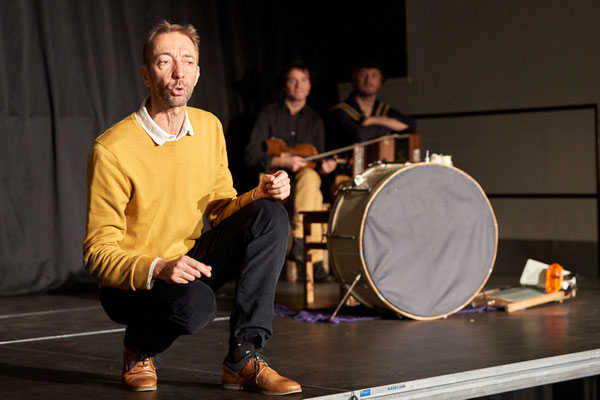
[284,68,311,102]
[141,32,200,108]
[354,68,383,96]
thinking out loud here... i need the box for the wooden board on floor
[471,286,576,312]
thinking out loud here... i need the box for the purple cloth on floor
[274,304,499,323]
[273,304,384,324]
[456,304,502,313]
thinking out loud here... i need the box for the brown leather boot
[222,354,301,395]
[122,347,157,391]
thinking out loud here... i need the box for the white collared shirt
[134,97,195,288]
[135,97,195,145]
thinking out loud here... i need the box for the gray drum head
[361,164,497,319]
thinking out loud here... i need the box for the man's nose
[172,60,185,79]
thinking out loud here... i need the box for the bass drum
[327,162,497,320]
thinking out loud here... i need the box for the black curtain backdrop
[0,0,406,295]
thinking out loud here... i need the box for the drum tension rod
[330,273,362,321]
[325,233,356,240]
[338,187,371,193]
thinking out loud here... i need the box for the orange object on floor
[545,263,564,293]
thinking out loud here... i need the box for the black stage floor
[1,274,599,400]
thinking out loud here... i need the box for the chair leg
[285,260,298,282]
[304,252,315,306]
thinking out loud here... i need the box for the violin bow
[303,134,411,162]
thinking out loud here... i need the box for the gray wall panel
[415,109,596,194]
[491,198,597,242]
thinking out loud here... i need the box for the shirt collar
[281,100,306,116]
[347,93,381,118]
[135,97,194,145]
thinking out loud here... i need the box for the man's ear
[140,65,151,88]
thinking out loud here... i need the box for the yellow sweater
[83,108,253,291]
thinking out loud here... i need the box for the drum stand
[329,273,362,321]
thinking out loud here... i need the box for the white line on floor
[0,316,230,346]
[0,328,126,345]
[0,306,102,319]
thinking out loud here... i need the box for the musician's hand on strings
[254,170,291,201]
[273,153,307,172]
[320,158,337,174]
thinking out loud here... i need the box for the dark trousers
[99,199,289,356]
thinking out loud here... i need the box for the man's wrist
[149,257,162,288]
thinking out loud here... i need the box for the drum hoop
[357,162,499,320]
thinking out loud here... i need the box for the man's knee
[295,168,321,189]
[250,199,289,237]
[168,280,216,334]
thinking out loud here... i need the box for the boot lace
[249,353,270,384]
[129,354,162,371]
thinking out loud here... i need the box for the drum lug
[367,160,386,168]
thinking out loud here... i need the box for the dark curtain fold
[0,0,406,295]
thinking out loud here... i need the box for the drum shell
[327,162,497,320]
[328,164,402,313]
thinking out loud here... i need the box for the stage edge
[310,349,600,399]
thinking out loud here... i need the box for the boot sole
[222,383,242,390]
[124,384,157,392]
[222,383,302,396]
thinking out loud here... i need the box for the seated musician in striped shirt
[328,61,416,150]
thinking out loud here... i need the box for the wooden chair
[299,210,330,306]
